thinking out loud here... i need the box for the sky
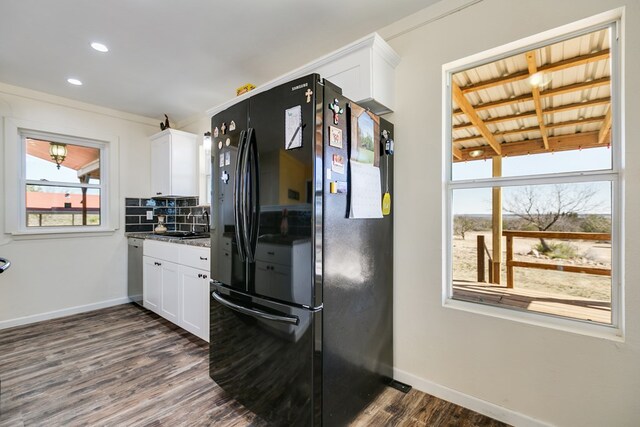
[26,155,99,194]
[452,147,613,215]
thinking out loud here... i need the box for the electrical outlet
[146,211,153,220]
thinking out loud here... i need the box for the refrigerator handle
[244,128,260,263]
[234,130,248,262]
[240,128,253,263]
[212,291,299,325]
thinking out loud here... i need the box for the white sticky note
[219,153,224,167]
[285,105,302,150]
[225,151,231,166]
[349,160,383,219]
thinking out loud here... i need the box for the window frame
[3,118,120,237]
[22,131,106,230]
[442,15,623,338]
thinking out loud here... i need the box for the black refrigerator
[209,74,394,426]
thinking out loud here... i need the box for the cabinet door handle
[267,251,275,255]
[198,273,202,278]
[200,256,208,260]
[154,261,162,266]
[156,192,162,195]
[203,274,208,279]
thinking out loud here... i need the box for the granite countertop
[126,232,211,248]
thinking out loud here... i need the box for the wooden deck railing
[503,230,611,288]
[476,235,493,283]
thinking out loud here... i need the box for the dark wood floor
[0,304,507,426]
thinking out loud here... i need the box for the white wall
[177,115,212,204]
[380,0,640,426]
[0,83,158,326]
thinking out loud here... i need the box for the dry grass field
[452,231,611,302]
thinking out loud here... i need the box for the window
[3,119,119,236]
[445,22,621,330]
[24,137,103,228]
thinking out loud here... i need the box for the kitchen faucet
[187,212,196,233]
[203,210,210,232]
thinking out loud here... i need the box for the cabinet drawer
[179,245,210,271]
[255,243,291,266]
[144,240,180,262]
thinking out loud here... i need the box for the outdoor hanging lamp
[49,142,67,169]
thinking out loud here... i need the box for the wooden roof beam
[452,77,610,116]
[546,97,610,114]
[453,97,611,131]
[526,51,549,149]
[453,115,607,143]
[460,49,610,94]
[546,115,606,130]
[452,145,463,160]
[454,131,609,162]
[598,105,612,144]
[542,76,610,98]
[454,111,537,131]
[452,82,502,155]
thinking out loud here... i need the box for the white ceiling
[0,0,439,123]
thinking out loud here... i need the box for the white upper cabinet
[312,33,400,114]
[150,129,197,197]
[206,33,400,116]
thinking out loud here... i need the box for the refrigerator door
[211,101,249,293]
[209,282,321,426]
[320,84,394,425]
[245,75,318,307]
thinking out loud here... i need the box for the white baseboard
[0,297,132,330]
[393,368,552,427]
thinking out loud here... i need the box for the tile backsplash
[125,197,210,233]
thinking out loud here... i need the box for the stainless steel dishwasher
[127,238,144,306]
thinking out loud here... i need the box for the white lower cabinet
[143,240,210,342]
[143,256,162,312]
[160,261,181,324]
[179,265,210,341]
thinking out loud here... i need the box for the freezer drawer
[209,283,321,426]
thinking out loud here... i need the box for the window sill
[9,227,118,240]
[443,296,624,342]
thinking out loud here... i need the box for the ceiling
[451,27,612,162]
[26,138,100,178]
[0,0,440,123]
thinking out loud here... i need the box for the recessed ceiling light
[67,78,83,86]
[91,42,109,53]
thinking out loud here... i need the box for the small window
[22,135,105,230]
[446,23,620,329]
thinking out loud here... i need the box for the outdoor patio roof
[452,27,612,162]
[26,138,101,179]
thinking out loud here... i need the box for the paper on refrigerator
[349,160,383,219]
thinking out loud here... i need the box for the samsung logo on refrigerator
[291,83,308,91]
